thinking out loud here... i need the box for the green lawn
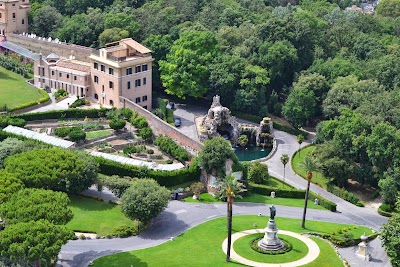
[86,130,113,139]
[292,145,332,189]
[234,233,309,263]
[66,195,137,236]
[0,66,42,109]
[92,216,372,267]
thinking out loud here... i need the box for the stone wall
[7,34,93,62]
[120,97,204,153]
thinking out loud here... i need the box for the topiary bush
[131,115,148,129]
[109,118,126,131]
[69,98,86,108]
[54,89,68,100]
[68,129,86,142]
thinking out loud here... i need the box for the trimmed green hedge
[155,135,191,162]
[250,183,337,212]
[94,156,200,187]
[12,108,109,121]
[327,184,364,207]
[315,232,379,247]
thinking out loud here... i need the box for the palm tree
[299,156,317,229]
[280,154,289,184]
[217,174,247,262]
[297,134,304,156]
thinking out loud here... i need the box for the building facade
[33,38,153,110]
[0,0,30,36]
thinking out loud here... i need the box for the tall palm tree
[299,156,317,229]
[280,154,289,184]
[217,174,246,262]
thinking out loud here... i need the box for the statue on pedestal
[258,205,284,251]
[269,205,276,220]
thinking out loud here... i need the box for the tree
[217,174,246,262]
[198,137,238,177]
[0,138,45,168]
[190,182,205,199]
[376,0,400,17]
[237,135,248,148]
[297,134,305,154]
[4,148,98,193]
[248,162,269,184]
[280,154,289,184]
[121,179,170,225]
[282,86,317,128]
[103,12,139,37]
[0,188,73,225]
[159,30,220,98]
[299,157,317,229]
[31,6,63,37]
[109,118,126,131]
[293,73,329,107]
[379,168,400,206]
[0,170,24,204]
[99,28,129,47]
[381,198,400,266]
[140,127,153,141]
[98,175,135,198]
[0,220,74,267]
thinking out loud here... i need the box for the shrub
[309,192,337,212]
[79,123,104,131]
[98,175,134,198]
[79,234,86,240]
[55,126,79,138]
[190,182,205,196]
[120,108,133,119]
[154,135,190,162]
[109,118,126,131]
[131,115,148,129]
[54,89,68,100]
[0,116,26,128]
[123,146,143,155]
[140,127,153,140]
[68,129,86,142]
[248,162,269,184]
[112,225,136,238]
[166,159,173,164]
[147,149,154,154]
[69,98,86,108]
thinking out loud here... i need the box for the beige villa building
[34,38,153,110]
[0,0,30,36]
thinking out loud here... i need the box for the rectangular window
[74,76,77,81]
[109,81,114,89]
[142,64,148,71]
[126,67,133,75]
[0,13,2,19]
[109,68,114,75]
[135,79,141,87]
[101,65,105,72]
[135,65,141,73]
[127,81,131,89]
[143,106,148,110]
[142,95,148,101]
[51,71,54,76]
[12,13,15,19]
[94,76,98,83]
[67,74,70,79]
[94,62,98,69]
[143,77,147,85]
[135,97,141,103]
[22,19,25,25]
[59,73,62,77]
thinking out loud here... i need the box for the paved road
[172,103,207,142]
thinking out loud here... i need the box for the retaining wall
[120,97,203,153]
[7,34,93,62]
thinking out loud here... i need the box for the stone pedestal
[356,234,370,261]
[258,219,284,250]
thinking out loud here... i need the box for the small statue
[269,205,276,220]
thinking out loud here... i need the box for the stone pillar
[356,234,370,261]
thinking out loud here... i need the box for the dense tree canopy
[0,220,74,267]
[4,148,98,193]
[381,198,400,266]
[0,188,73,225]
[0,170,24,204]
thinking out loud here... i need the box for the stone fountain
[258,205,284,250]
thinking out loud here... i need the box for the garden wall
[120,97,204,153]
[7,34,93,62]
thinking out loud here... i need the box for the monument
[258,205,285,250]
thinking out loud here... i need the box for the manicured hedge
[12,108,109,121]
[327,184,363,207]
[155,135,191,162]
[94,156,200,187]
[250,183,337,212]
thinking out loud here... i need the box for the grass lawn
[292,145,332,189]
[184,193,326,210]
[92,215,373,267]
[66,195,137,236]
[0,66,42,109]
[86,130,113,139]
[234,233,308,263]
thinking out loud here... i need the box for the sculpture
[269,205,276,220]
[258,205,284,250]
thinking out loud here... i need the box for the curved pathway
[57,129,391,267]
[222,229,320,267]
